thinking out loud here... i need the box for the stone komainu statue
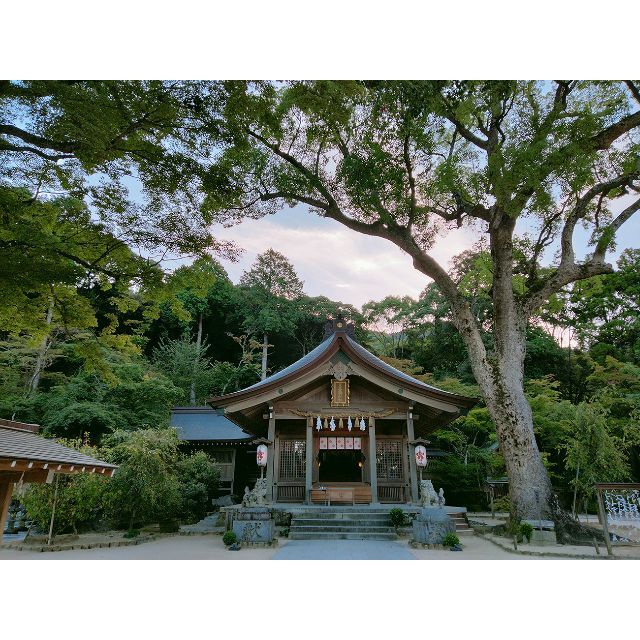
[242,477,269,507]
[419,479,441,507]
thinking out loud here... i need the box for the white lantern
[415,445,427,468]
[256,444,268,467]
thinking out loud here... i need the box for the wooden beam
[0,480,14,535]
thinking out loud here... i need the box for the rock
[212,495,234,508]
[412,507,456,545]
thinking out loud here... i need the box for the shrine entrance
[318,450,363,483]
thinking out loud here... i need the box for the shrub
[124,529,140,538]
[223,530,237,546]
[520,522,534,542]
[443,533,460,547]
[389,508,407,530]
[176,451,220,523]
[22,440,109,535]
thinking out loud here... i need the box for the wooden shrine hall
[208,317,476,505]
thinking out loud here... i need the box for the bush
[124,529,140,538]
[223,530,237,546]
[443,533,460,547]
[103,428,182,529]
[520,522,534,542]
[22,440,109,535]
[176,451,220,523]
[389,508,407,529]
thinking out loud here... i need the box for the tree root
[550,494,605,546]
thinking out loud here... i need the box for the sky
[210,200,640,309]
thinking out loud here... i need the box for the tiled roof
[0,424,117,468]
[170,408,252,442]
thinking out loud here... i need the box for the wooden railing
[378,484,406,503]
[277,484,305,502]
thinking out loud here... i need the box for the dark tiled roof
[0,425,117,468]
[170,408,252,442]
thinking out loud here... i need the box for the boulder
[412,507,456,545]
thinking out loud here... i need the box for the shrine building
[202,316,476,505]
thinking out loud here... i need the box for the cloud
[212,208,476,308]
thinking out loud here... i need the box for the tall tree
[198,80,640,524]
[239,249,304,379]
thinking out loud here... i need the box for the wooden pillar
[369,417,379,504]
[0,480,14,538]
[266,408,276,502]
[406,408,419,504]
[305,418,313,504]
[596,489,614,557]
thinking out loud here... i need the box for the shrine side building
[200,317,476,505]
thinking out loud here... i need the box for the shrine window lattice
[278,440,306,480]
[376,440,404,481]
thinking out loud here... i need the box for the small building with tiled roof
[206,316,476,505]
[0,419,117,536]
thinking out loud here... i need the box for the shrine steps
[289,509,397,540]
[287,506,473,540]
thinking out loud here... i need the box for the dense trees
[2,80,640,526]
[195,80,640,521]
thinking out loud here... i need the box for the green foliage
[124,529,140,538]
[21,440,109,535]
[222,530,237,546]
[443,533,460,547]
[520,522,534,542]
[103,428,182,529]
[389,507,407,529]
[176,451,220,523]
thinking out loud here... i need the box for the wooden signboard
[319,437,327,450]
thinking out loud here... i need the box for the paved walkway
[273,539,414,560]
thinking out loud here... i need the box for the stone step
[291,524,395,533]
[289,531,398,541]
[292,516,391,525]
[291,512,395,520]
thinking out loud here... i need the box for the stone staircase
[449,511,473,536]
[288,507,474,540]
[289,508,398,540]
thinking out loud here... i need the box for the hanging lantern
[329,416,336,431]
[415,445,427,468]
[316,416,322,431]
[359,417,366,431]
[347,416,353,431]
[256,444,268,467]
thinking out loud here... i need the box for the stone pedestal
[412,507,456,544]
[232,507,275,544]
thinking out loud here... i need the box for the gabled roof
[0,422,117,471]
[170,407,252,442]
[208,321,476,413]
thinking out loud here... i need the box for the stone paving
[273,539,415,560]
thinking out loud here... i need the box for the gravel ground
[2,531,636,560]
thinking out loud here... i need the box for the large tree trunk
[190,313,203,406]
[453,218,554,521]
[28,296,54,395]
[261,332,268,380]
